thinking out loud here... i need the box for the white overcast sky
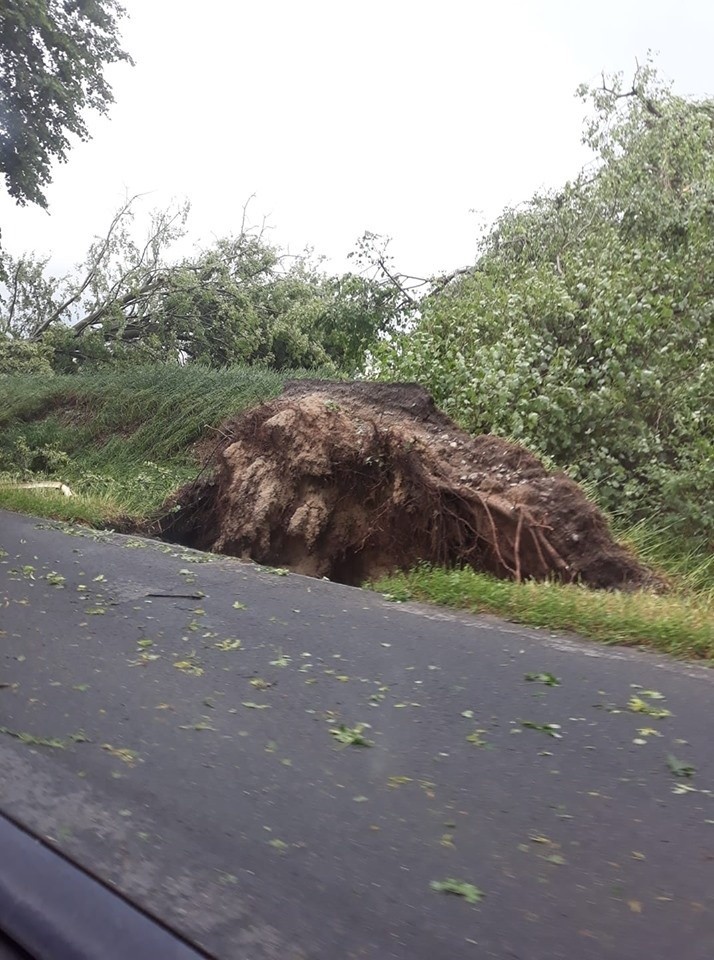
[1,0,713,277]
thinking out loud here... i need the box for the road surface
[1,510,713,959]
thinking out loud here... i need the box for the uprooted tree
[157,381,659,591]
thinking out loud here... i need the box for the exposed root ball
[158,381,658,590]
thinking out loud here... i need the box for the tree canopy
[0,0,132,208]
[377,63,714,538]
[0,197,405,373]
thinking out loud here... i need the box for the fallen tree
[155,381,660,590]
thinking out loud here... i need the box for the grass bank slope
[0,365,313,520]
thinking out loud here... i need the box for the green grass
[372,563,714,660]
[0,364,322,521]
[616,518,714,598]
[0,485,121,526]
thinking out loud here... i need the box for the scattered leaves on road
[173,656,204,676]
[627,697,671,719]
[637,727,663,738]
[672,783,699,795]
[466,730,489,747]
[0,726,66,748]
[387,775,412,788]
[214,639,242,651]
[270,652,291,667]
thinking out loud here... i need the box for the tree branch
[600,72,663,119]
[29,193,142,340]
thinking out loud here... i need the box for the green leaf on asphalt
[521,721,562,738]
[214,639,242,651]
[0,726,66,748]
[270,652,291,667]
[524,672,560,686]
[667,754,696,778]
[330,723,373,746]
[173,658,204,676]
[430,878,484,904]
[466,730,488,747]
[102,744,139,765]
[627,696,671,719]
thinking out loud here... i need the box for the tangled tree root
[155,381,660,590]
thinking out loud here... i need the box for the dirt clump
[157,380,659,590]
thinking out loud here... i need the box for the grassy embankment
[0,365,295,523]
[1,366,711,659]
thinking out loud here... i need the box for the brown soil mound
[157,381,659,590]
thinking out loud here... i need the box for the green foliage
[376,62,714,539]
[0,0,132,208]
[0,337,54,374]
[0,433,70,477]
[0,198,402,373]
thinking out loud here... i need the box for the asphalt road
[1,509,713,960]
